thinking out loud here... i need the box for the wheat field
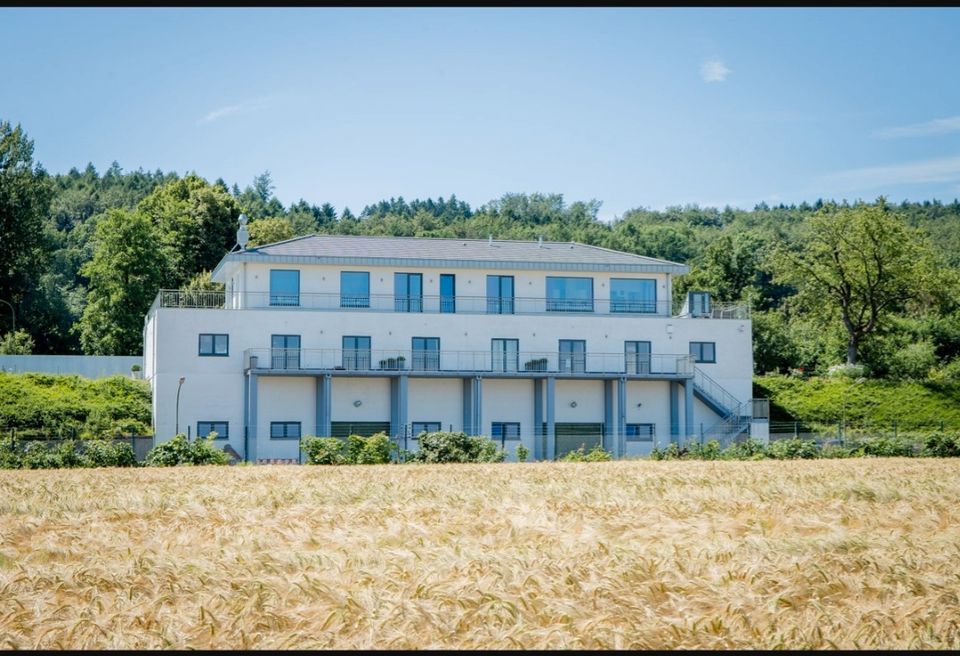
[1,459,959,649]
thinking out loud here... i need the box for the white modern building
[143,232,767,463]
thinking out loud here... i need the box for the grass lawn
[1,460,959,649]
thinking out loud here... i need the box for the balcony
[153,290,750,319]
[243,348,695,378]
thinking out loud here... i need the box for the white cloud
[824,155,960,190]
[198,98,271,125]
[700,59,730,83]
[873,115,960,139]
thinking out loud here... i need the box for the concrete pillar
[315,374,332,437]
[462,377,473,434]
[533,378,543,460]
[603,379,614,454]
[683,380,694,447]
[546,376,556,460]
[474,376,483,436]
[391,375,409,438]
[247,373,258,463]
[617,377,627,458]
[669,381,680,445]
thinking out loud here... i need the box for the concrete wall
[0,355,143,378]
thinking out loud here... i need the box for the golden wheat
[1,459,959,649]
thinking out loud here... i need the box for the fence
[1,429,154,463]
[767,419,950,444]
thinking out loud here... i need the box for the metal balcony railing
[152,289,750,319]
[243,348,695,377]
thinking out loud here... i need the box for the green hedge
[301,433,395,465]
[0,439,136,469]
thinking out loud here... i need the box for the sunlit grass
[2,459,959,649]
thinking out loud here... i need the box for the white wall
[409,378,462,432]
[331,378,391,422]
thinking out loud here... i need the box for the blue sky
[2,7,960,220]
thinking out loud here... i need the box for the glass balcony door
[625,340,652,374]
[486,275,514,314]
[440,274,456,313]
[412,337,440,371]
[558,339,586,373]
[271,334,301,370]
[491,339,519,372]
[343,336,371,370]
[395,273,423,312]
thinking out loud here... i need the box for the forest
[2,119,959,383]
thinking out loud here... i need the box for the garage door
[330,422,392,438]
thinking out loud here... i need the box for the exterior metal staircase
[692,367,764,447]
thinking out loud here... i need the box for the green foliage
[0,329,34,355]
[686,439,723,460]
[515,443,530,462]
[886,341,938,381]
[247,217,295,247]
[560,444,614,462]
[650,443,682,460]
[846,435,916,458]
[922,432,960,458]
[766,438,820,460]
[82,439,136,467]
[720,438,768,460]
[144,434,228,467]
[301,436,348,465]
[78,209,166,355]
[406,432,505,464]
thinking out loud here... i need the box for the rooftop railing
[243,348,695,377]
[153,289,750,319]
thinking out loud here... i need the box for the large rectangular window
[198,333,229,357]
[340,271,370,308]
[626,423,655,442]
[395,273,423,312]
[343,336,371,370]
[271,334,301,370]
[690,341,716,363]
[546,276,594,312]
[486,275,515,314]
[197,421,228,439]
[492,422,521,443]
[270,421,301,440]
[559,339,586,373]
[625,340,652,374]
[491,338,519,373]
[440,274,456,313]
[611,278,657,313]
[269,269,300,307]
[412,336,440,371]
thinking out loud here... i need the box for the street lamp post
[0,299,14,333]
[175,376,186,436]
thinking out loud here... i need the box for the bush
[922,431,960,457]
[650,443,682,460]
[347,433,394,464]
[720,438,767,460]
[561,444,613,462]
[766,438,820,460]
[82,439,136,467]
[826,363,869,379]
[686,439,722,461]
[515,443,529,462]
[302,437,347,465]
[407,432,505,463]
[887,341,937,381]
[0,440,21,469]
[848,435,916,457]
[144,434,228,467]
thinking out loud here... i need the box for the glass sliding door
[271,334,300,370]
[440,274,456,313]
[395,273,423,312]
[343,336,371,370]
[546,276,594,312]
[610,278,657,313]
[486,275,514,314]
[491,338,519,372]
[412,337,440,371]
[558,339,586,373]
[269,270,300,307]
[625,340,652,374]
[340,271,370,308]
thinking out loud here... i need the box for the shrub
[849,436,916,458]
[515,443,529,462]
[650,443,682,461]
[686,439,722,461]
[0,440,21,469]
[922,431,960,457]
[407,432,505,463]
[766,438,820,460]
[561,444,613,462]
[348,433,394,464]
[887,341,937,381]
[82,439,136,467]
[826,363,869,379]
[302,437,347,465]
[721,438,767,460]
[144,434,228,467]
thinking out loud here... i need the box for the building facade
[143,234,766,462]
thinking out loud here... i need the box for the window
[689,291,712,316]
[270,422,301,440]
[611,279,657,313]
[412,422,441,437]
[440,274,456,313]
[269,270,300,307]
[625,341,652,374]
[412,337,440,371]
[690,341,716,363]
[198,333,229,356]
[340,271,370,308]
[271,334,301,369]
[395,273,423,312]
[546,277,594,312]
[486,275,514,314]
[559,339,586,373]
[197,421,228,439]
[491,338,519,373]
[626,423,655,442]
[492,422,521,443]
[343,336,371,370]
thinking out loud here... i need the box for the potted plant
[524,357,548,372]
